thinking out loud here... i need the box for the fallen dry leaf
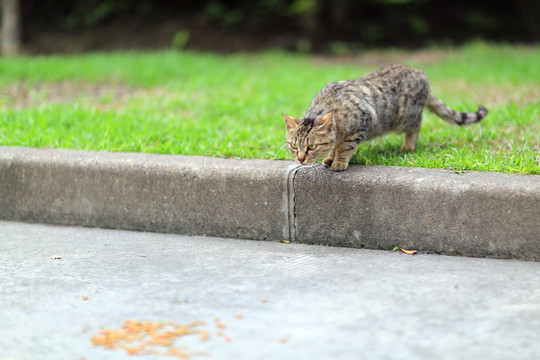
[399,248,418,255]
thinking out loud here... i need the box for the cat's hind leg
[400,105,423,152]
[400,127,421,152]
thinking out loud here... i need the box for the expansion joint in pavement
[283,164,302,242]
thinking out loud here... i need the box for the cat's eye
[290,143,298,149]
[308,144,317,150]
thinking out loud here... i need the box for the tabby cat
[282,64,488,171]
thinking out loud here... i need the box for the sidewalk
[1,221,539,360]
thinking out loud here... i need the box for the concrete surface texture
[294,163,540,259]
[1,221,539,360]
[0,146,539,259]
[0,146,289,241]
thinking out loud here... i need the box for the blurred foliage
[172,30,190,50]
[15,0,540,50]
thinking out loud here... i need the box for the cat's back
[363,64,426,80]
[314,65,428,102]
[306,64,430,125]
[356,64,429,94]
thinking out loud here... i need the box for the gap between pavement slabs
[0,146,538,260]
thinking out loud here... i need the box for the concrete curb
[1,146,539,260]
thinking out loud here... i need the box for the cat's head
[282,112,334,164]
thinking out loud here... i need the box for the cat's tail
[426,93,488,126]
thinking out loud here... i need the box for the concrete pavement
[1,221,539,360]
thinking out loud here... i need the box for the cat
[282,64,488,171]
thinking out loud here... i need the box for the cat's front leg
[330,135,361,171]
[331,160,349,172]
[322,155,334,167]
[331,145,354,172]
[322,144,338,167]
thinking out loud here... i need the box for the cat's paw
[322,157,334,167]
[399,144,416,152]
[331,161,348,172]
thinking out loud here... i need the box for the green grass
[1,41,539,173]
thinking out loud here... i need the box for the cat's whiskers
[299,162,328,175]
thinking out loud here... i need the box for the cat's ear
[282,113,300,131]
[314,112,333,132]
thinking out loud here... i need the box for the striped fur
[427,94,488,126]
[282,64,488,171]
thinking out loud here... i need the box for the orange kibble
[261,298,268,303]
[168,346,189,357]
[279,337,289,343]
[216,322,227,329]
[82,296,89,300]
[225,336,233,342]
[90,335,104,345]
[123,346,141,355]
[199,330,210,342]
[235,313,243,319]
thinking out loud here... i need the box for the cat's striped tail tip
[477,105,488,121]
[459,104,488,126]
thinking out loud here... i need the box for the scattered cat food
[279,337,289,343]
[224,336,233,342]
[215,322,226,329]
[82,296,89,300]
[51,255,62,260]
[261,298,269,303]
[91,319,207,358]
[235,313,243,319]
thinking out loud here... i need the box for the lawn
[0,41,538,174]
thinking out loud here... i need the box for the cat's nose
[297,156,306,163]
